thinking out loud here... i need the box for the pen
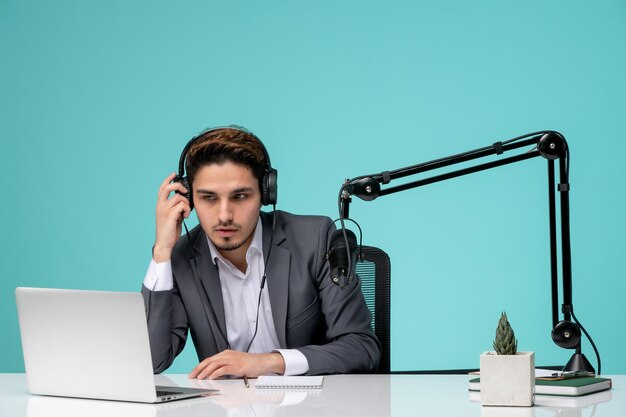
[243,376,250,388]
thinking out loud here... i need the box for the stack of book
[468,372,613,407]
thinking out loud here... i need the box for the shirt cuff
[275,349,309,376]
[143,259,174,291]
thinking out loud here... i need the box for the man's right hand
[153,173,192,263]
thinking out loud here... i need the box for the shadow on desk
[27,394,226,417]
[26,375,391,417]
[187,374,391,417]
[469,389,612,417]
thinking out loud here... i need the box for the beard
[211,226,256,252]
[213,239,247,252]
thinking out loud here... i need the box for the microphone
[327,228,358,289]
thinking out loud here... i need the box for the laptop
[15,287,218,403]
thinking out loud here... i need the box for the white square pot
[480,351,535,407]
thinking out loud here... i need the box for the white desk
[1,374,623,417]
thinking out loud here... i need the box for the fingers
[162,194,191,218]
[190,355,228,380]
[189,351,284,380]
[156,173,191,221]
[156,193,190,230]
[153,173,192,262]
[158,173,178,199]
[189,350,243,380]
[195,362,232,380]
[157,173,188,203]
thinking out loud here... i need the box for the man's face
[192,161,262,257]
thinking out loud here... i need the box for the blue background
[2,0,625,374]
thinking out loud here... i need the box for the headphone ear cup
[551,320,581,349]
[176,176,194,210]
[261,168,278,206]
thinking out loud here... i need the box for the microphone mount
[339,130,599,374]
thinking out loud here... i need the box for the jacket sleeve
[141,281,189,374]
[296,218,381,374]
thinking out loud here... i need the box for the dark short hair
[185,127,267,189]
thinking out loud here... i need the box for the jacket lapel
[262,211,290,348]
[191,231,229,351]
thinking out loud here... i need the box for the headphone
[176,125,278,208]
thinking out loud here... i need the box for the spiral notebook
[255,376,324,389]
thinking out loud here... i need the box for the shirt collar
[206,217,263,268]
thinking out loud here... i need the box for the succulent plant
[493,312,518,355]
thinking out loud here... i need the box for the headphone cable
[571,310,601,375]
[245,207,277,353]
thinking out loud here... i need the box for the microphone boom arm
[340,130,598,373]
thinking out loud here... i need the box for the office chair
[356,246,391,374]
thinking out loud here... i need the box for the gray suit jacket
[141,210,380,375]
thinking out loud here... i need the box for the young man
[142,126,380,379]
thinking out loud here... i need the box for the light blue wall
[2,0,625,374]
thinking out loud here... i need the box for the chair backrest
[356,246,391,373]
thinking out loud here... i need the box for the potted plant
[480,312,535,406]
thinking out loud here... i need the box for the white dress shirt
[143,218,308,375]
